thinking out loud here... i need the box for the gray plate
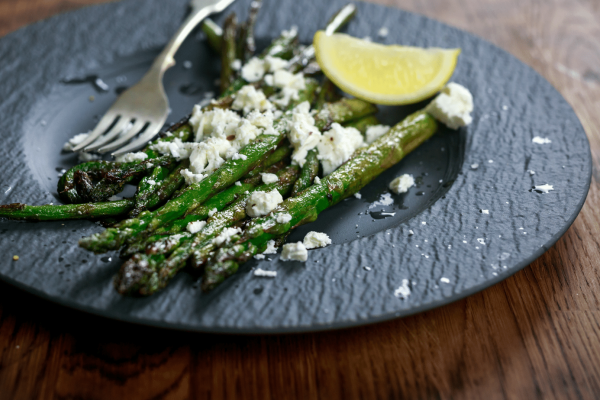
[0,0,590,333]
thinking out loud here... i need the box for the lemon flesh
[313,31,461,105]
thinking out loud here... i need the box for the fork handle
[151,0,235,76]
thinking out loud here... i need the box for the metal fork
[73,0,235,156]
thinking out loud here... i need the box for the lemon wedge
[313,31,461,105]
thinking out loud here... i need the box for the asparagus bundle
[0,2,470,302]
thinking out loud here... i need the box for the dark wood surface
[1,0,600,398]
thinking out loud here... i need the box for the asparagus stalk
[0,199,134,221]
[220,14,238,95]
[291,149,319,196]
[236,0,262,63]
[114,166,299,296]
[201,18,223,53]
[344,115,381,134]
[201,110,439,291]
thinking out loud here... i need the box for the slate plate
[0,0,591,333]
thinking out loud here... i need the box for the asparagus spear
[201,18,223,53]
[0,199,134,221]
[201,110,439,291]
[291,149,319,196]
[220,14,238,95]
[236,0,262,63]
[114,165,299,296]
[344,115,381,134]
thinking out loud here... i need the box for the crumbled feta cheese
[187,220,206,234]
[231,59,241,71]
[389,174,415,194]
[232,153,248,161]
[425,82,473,129]
[317,123,364,175]
[481,209,490,214]
[246,189,283,217]
[180,169,206,185]
[280,242,308,262]
[231,85,274,115]
[275,213,292,224]
[241,57,266,82]
[303,231,331,249]
[78,152,101,162]
[235,181,242,186]
[365,125,390,144]
[263,240,278,254]
[378,27,389,37]
[263,74,274,86]
[354,192,362,199]
[208,208,218,217]
[264,55,289,72]
[115,151,148,163]
[270,70,306,107]
[261,173,279,184]
[314,176,321,185]
[254,254,266,260]
[213,227,242,245]
[287,101,322,166]
[62,132,89,151]
[533,184,554,193]
[189,107,242,142]
[532,136,552,144]
[394,279,411,299]
[254,268,277,277]
[151,138,195,159]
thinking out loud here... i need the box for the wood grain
[1,0,600,398]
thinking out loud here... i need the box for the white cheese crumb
[481,209,489,214]
[365,125,390,144]
[303,231,331,249]
[213,227,242,245]
[533,184,554,193]
[208,208,218,217]
[314,176,321,185]
[263,240,278,254]
[287,101,322,166]
[440,277,450,283]
[232,153,248,161]
[261,173,279,184]
[281,242,308,262]
[187,220,207,234]
[115,151,149,163]
[254,268,277,277]
[147,179,156,185]
[241,57,266,82]
[254,254,266,260]
[354,192,362,199]
[389,174,415,194]
[394,279,411,299]
[471,163,479,170]
[231,85,273,115]
[62,132,89,151]
[425,82,473,129]
[378,26,389,37]
[275,213,292,224]
[246,189,284,217]
[231,59,241,71]
[532,136,552,144]
[317,123,364,175]
[180,169,206,185]
[235,181,242,186]
[78,152,101,162]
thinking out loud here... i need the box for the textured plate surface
[0,0,591,333]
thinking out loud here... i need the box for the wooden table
[1,0,599,398]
